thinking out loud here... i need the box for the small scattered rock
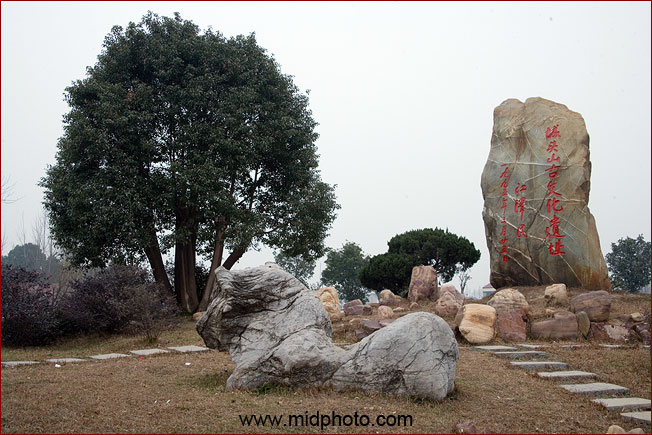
[192,311,205,321]
[570,290,611,322]
[407,265,439,302]
[379,319,394,328]
[379,289,402,306]
[455,422,478,434]
[394,307,406,313]
[344,299,364,316]
[630,312,645,323]
[605,324,630,342]
[378,305,394,319]
[607,425,626,434]
[576,310,591,337]
[457,304,496,344]
[589,322,610,342]
[360,319,382,335]
[495,310,527,342]
[409,302,419,310]
[544,283,569,308]
[362,305,373,315]
[315,287,341,318]
[488,288,529,314]
[530,310,578,340]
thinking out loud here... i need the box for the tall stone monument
[481,97,610,290]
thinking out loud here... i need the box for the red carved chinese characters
[544,125,565,256]
[499,164,510,262]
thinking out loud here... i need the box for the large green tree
[321,242,370,303]
[41,12,338,312]
[605,235,651,292]
[360,228,480,295]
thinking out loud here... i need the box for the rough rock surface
[544,283,569,308]
[495,310,528,342]
[315,287,342,320]
[481,97,611,290]
[407,266,438,302]
[343,299,364,316]
[529,310,578,340]
[457,304,496,344]
[487,288,529,314]
[379,289,402,306]
[434,285,464,318]
[332,312,458,400]
[197,263,458,400]
[589,322,610,341]
[576,311,590,337]
[605,324,630,342]
[378,305,394,319]
[570,290,612,322]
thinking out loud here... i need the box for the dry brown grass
[2,292,651,434]
[2,340,650,433]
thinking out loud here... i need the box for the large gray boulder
[480,97,611,290]
[197,263,458,400]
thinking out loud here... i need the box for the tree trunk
[197,217,228,311]
[174,204,199,313]
[222,246,247,270]
[144,241,172,294]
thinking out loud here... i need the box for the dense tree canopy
[605,235,651,292]
[360,228,480,295]
[321,242,370,302]
[41,12,339,312]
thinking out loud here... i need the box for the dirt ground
[2,320,650,434]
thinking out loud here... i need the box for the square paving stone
[620,411,651,425]
[593,398,651,411]
[493,351,547,359]
[517,344,549,349]
[130,348,169,356]
[560,382,629,396]
[45,358,87,363]
[89,353,131,360]
[537,370,596,380]
[2,361,39,367]
[168,345,209,353]
[473,345,518,351]
[511,361,569,370]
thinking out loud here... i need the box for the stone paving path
[2,345,210,367]
[473,343,651,428]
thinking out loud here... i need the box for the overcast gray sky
[2,2,650,297]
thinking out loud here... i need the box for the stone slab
[45,358,87,363]
[537,370,596,379]
[560,382,629,396]
[517,344,549,349]
[167,345,209,353]
[560,344,586,349]
[599,344,622,349]
[473,345,518,351]
[129,348,169,356]
[493,351,547,359]
[593,397,651,411]
[2,361,39,367]
[511,361,569,370]
[620,411,651,425]
[89,353,131,360]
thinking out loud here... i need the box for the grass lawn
[1,319,650,433]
